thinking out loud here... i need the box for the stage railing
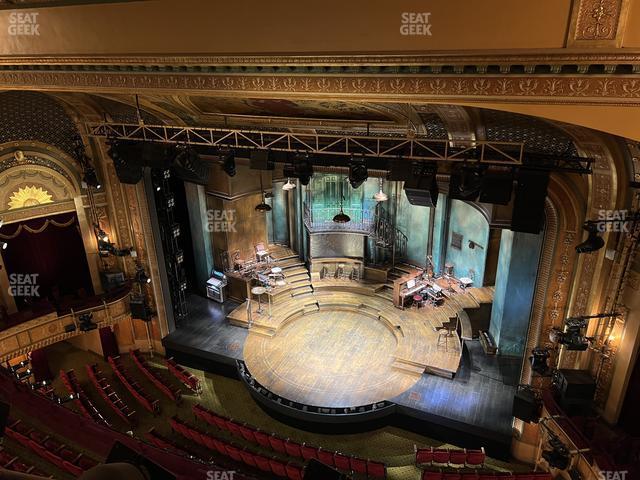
[237,360,395,425]
[303,204,374,234]
[0,288,132,363]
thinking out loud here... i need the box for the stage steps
[291,285,313,297]
[392,357,426,378]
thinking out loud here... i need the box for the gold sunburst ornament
[8,185,54,210]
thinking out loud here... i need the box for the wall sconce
[468,240,484,250]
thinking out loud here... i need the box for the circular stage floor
[243,309,423,408]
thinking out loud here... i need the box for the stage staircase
[376,262,424,301]
[372,206,408,261]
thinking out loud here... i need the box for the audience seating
[108,355,160,415]
[0,446,53,478]
[59,368,111,427]
[130,349,182,403]
[5,418,99,476]
[416,446,486,468]
[167,357,202,394]
[169,415,306,480]
[86,363,136,424]
[421,470,552,480]
[192,402,387,477]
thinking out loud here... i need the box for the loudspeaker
[304,459,347,480]
[130,296,153,321]
[512,386,541,423]
[511,169,549,233]
[101,271,126,291]
[0,400,9,438]
[556,369,596,403]
[479,168,513,205]
[404,171,439,207]
[387,159,414,181]
[250,149,274,170]
[173,148,210,185]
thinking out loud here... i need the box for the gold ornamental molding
[2,71,640,105]
[568,0,631,47]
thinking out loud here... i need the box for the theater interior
[0,1,639,479]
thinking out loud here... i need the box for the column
[184,182,214,296]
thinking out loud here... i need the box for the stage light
[373,178,388,202]
[529,347,551,375]
[542,436,570,470]
[83,166,102,189]
[135,266,151,285]
[96,229,109,243]
[550,318,590,351]
[575,221,605,253]
[282,178,296,191]
[221,149,236,177]
[348,156,368,189]
[450,164,483,201]
[1,241,6,250]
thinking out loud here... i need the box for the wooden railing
[0,289,131,362]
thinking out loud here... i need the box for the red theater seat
[443,473,462,480]
[449,449,467,465]
[285,463,305,480]
[334,452,351,471]
[254,455,272,472]
[367,460,387,478]
[254,430,272,448]
[239,449,256,467]
[350,456,367,474]
[416,446,435,466]
[466,448,486,467]
[269,458,288,477]
[225,420,243,438]
[317,448,335,466]
[225,444,242,462]
[268,435,288,454]
[433,448,450,465]
[301,443,319,461]
[238,424,257,443]
[422,471,443,480]
[284,440,303,458]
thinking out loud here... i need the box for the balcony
[303,203,375,235]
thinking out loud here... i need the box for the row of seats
[416,446,486,468]
[86,363,136,425]
[5,418,99,477]
[146,427,202,458]
[170,415,305,480]
[422,472,552,480]
[130,349,182,403]
[166,357,202,394]
[193,403,386,478]
[59,368,112,428]
[108,355,160,415]
[0,446,53,478]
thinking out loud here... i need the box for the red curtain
[0,212,94,311]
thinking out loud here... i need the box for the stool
[436,328,449,351]
[335,263,345,279]
[412,294,423,309]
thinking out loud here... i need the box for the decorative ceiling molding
[2,71,640,105]
[567,0,631,47]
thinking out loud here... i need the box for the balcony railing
[303,204,374,234]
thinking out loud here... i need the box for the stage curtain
[0,212,94,311]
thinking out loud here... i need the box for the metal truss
[86,122,594,173]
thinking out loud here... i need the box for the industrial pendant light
[255,172,272,213]
[373,177,388,202]
[282,178,296,191]
[333,175,351,223]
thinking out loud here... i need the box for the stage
[163,292,519,458]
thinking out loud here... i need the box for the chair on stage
[255,242,270,263]
[334,263,345,279]
[436,327,449,351]
[412,294,423,310]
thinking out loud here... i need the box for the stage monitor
[511,169,549,234]
[404,170,439,207]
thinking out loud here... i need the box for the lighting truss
[87,122,526,166]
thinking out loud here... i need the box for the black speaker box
[512,386,541,423]
[404,172,439,207]
[304,459,347,480]
[511,169,549,233]
[250,149,274,170]
[130,297,152,321]
[173,149,210,185]
[556,369,596,403]
[101,271,126,292]
[387,159,414,181]
[479,168,514,205]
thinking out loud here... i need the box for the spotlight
[78,312,97,331]
[1,241,6,250]
[96,228,109,243]
[348,156,368,189]
[82,166,101,189]
[282,178,296,191]
[450,164,483,201]
[171,224,181,238]
[135,267,151,285]
[550,318,590,351]
[529,347,551,375]
[221,149,236,177]
[575,221,605,253]
[373,178,388,202]
[284,153,313,185]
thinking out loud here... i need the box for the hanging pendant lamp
[282,178,296,191]
[333,175,350,223]
[255,172,272,212]
[373,177,388,202]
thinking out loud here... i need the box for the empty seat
[367,460,386,478]
[254,455,272,472]
[225,420,243,438]
[238,424,257,443]
[284,440,303,458]
[423,471,443,480]
[466,448,486,467]
[254,430,272,448]
[443,473,462,480]
[334,453,351,471]
[268,435,288,454]
[317,448,335,466]
[350,456,367,474]
[285,463,305,480]
[301,444,319,461]
[416,446,435,466]
[269,458,288,477]
[433,448,450,465]
[239,449,256,468]
[225,444,242,462]
[449,449,467,465]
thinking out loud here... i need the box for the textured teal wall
[431,194,447,274]
[396,190,431,267]
[490,229,543,357]
[270,181,289,245]
[184,182,214,294]
[444,200,489,283]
